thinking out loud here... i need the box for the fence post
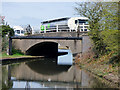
[83,23,84,32]
[56,25,58,32]
[44,26,46,33]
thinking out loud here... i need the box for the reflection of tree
[2,66,13,90]
[2,81,13,90]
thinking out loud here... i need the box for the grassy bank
[75,51,119,86]
[1,52,31,59]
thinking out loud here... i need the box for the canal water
[2,49,117,89]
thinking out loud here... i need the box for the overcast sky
[2,2,81,30]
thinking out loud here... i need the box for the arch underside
[26,42,58,57]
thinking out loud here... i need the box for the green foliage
[12,47,24,55]
[88,30,106,55]
[100,30,119,53]
[101,2,118,30]
[75,2,103,30]
[2,36,8,52]
[1,25,14,52]
[0,25,14,37]
[75,2,118,55]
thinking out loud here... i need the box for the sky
[2,2,81,30]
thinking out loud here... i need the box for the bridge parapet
[31,32,88,37]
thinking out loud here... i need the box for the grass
[75,51,119,85]
[1,52,31,59]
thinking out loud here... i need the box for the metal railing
[40,24,89,33]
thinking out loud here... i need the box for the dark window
[80,23,83,25]
[81,29,83,31]
[84,26,88,28]
[78,20,85,23]
[16,30,20,34]
[75,20,77,24]
[21,30,24,34]
[84,29,87,31]
[78,19,88,24]
[80,26,83,28]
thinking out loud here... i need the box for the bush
[12,47,24,55]
[100,30,119,54]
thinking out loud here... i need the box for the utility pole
[77,20,80,37]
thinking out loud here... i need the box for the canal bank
[75,53,119,88]
[1,56,44,65]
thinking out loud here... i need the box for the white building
[13,26,25,36]
[68,17,89,32]
[40,17,89,33]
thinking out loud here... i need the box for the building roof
[41,17,70,24]
[13,26,24,30]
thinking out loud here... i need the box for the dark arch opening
[26,42,58,57]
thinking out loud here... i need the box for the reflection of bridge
[11,62,82,83]
[9,32,92,56]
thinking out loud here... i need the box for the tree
[0,25,14,52]
[75,2,118,55]
[1,25,14,37]
[75,2,118,31]
[25,24,32,35]
[100,2,118,30]
[75,2,104,55]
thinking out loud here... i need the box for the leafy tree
[0,25,14,37]
[0,25,14,52]
[100,30,119,53]
[75,2,118,31]
[75,2,118,55]
[25,24,32,35]
[100,2,118,30]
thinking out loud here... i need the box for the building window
[81,29,83,31]
[84,29,87,31]
[75,20,77,24]
[21,30,24,34]
[15,30,20,34]
[80,26,83,28]
[85,21,88,25]
[84,26,88,28]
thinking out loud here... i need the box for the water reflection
[2,65,13,89]
[26,58,71,75]
[11,62,81,82]
[2,61,117,89]
[2,49,118,89]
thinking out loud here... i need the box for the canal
[1,49,117,89]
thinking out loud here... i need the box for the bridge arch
[26,41,58,57]
[13,39,82,55]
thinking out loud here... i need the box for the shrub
[100,30,119,54]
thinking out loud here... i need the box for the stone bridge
[11,32,92,56]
